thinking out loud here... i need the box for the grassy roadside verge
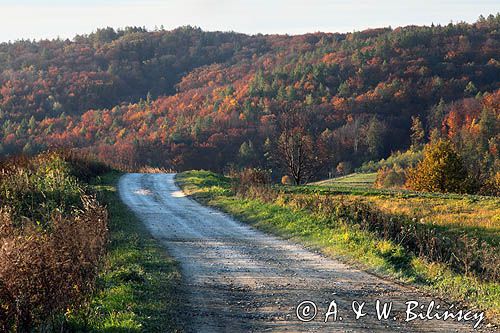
[176,170,499,324]
[68,172,184,332]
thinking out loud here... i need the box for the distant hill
[0,15,499,177]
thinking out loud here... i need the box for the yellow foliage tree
[406,140,468,193]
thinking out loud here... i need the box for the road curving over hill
[118,173,486,332]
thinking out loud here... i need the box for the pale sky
[0,0,498,42]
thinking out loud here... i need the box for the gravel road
[118,173,484,332]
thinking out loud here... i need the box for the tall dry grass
[0,151,108,331]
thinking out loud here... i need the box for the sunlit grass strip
[177,170,499,324]
[68,172,185,332]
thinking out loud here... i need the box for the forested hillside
[0,15,499,181]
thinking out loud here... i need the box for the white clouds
[0,1,498,41]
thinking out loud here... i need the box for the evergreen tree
[365,118,387,158]
[478,107,496,149]
[28,116,36,131]
[238,141,257,167]
[464,81,478,97]
[337,81,350,98]
[427,98,446,129]
[410,116,425,149]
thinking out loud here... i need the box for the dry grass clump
[0,152,108,331]
[138,166,175,173]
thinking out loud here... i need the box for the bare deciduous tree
[275,109,326,184]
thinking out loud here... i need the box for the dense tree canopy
[0,16,499,185]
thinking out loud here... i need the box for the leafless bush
[230,168,271,196]
[0,197,107,331]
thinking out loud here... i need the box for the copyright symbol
[296,300,317,322]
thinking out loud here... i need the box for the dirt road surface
[119,173,484,332]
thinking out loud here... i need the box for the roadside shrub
[374,166,406,189]
[60,149,112,181]
[480,172,500,196]
[0,152,108,331]
[358,149,423,173]
[0,152,84,228]
[231,168,271,194]
[0,203,107,331]
[281,175,293,185]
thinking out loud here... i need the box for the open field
[177,170,500,325]
[311,173,377,188]
[305,174,500,241]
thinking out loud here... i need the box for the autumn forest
[0,15,499,192]
[1,7,500,331]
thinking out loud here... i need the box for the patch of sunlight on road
[135,189,152,196]
[171,190,186,197]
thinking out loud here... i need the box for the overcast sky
[0,0,498,42]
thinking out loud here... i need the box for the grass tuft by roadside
[176,170,499,324]
[68,172,185,332]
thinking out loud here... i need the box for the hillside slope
[0,16,499,175]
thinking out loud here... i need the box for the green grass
[311,172,377,188]
[295,180,500,246]
[294,173,500,243]
[177,170,500,323]
[68,172,185,332]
